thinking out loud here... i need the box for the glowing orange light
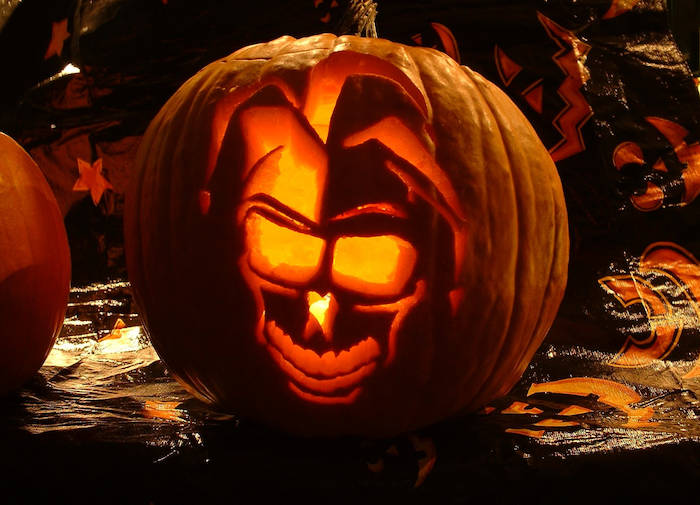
[331,235,417,297]
[239,107,328,223]
[302,51,428,143]
[246,213,325,285]
[228,51,466,406]
[304,292,338,342]
[289,382,362,405]
[343,118,468,288]
[266,320,381,378]
[265,318,381,403]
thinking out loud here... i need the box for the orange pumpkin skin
[0,132,71,395]
[125,35,569,438]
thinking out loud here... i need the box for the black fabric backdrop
[2,1,700,503]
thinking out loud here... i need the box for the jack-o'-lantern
[0,132,71,395]
[125,34,569,438]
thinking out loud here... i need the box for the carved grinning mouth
[264,320,381,403]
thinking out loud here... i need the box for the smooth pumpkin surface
[0,132,71,396]
[125,34,569,438]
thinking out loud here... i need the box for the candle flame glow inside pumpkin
[205,52,468,405]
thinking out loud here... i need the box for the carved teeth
[265,320,380,378]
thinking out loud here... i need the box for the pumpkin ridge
[397,54,499,419]
[480,79,564,405]
[125,35,569,437]
[483,88,547,377]
[407,59,479,418]
[129,96,181,361]
[454,69,522,411]
[388,42,433,123]
[497,86,569,380]
[522,166,569,355]
[363,44,443,429]
[474,83,568,402]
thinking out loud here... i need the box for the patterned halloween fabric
[1,0,700,502]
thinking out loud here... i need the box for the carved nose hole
[303,292,338,342]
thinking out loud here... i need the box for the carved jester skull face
[126,34,570,438]
[227,52,468,405]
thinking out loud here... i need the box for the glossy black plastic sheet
[2,281,700,504]
[2,0,700,503]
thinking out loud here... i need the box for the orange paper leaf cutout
[505,428,545,438]
[602,0,642,19]
[141,400,186,422]
[502,401,544,415]
[528,377,655,428]
[98,318,127,342]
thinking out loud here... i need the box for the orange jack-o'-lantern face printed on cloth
[224,53,468,405]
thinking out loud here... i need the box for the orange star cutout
[44,19,70,60]
[73,158,113,205]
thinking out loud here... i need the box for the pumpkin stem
[336,0,378,38]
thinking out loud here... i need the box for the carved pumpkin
[0,132,71,395]
[125,34,569,438]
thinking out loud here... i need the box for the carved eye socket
[245,212,325,285]
[331,235,417,298]
[245,210,417,298]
